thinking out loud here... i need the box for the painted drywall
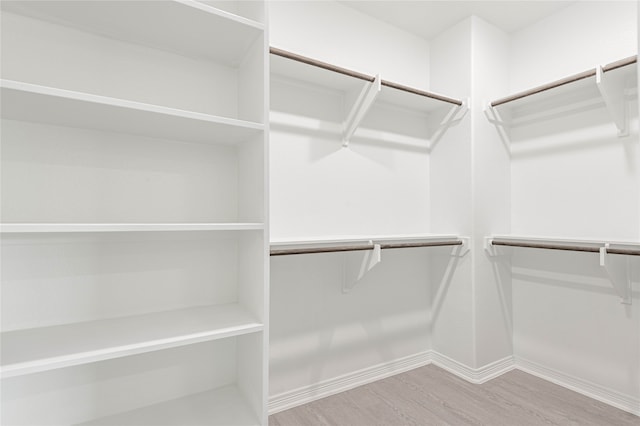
[428,17,475,368]
[269,0,429,90]
[269,0,434,401]
[504,0,640,409]
[469,17,513,368]
[508,1,637,95]
[270,249,431,397]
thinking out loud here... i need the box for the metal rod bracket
[599,244,632,304]
[596,66,629,137]
[342,241,382,293]
[342,75,381,147]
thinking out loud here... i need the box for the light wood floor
[269,365,640,426]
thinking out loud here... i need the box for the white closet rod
[270,240,462,256]
[491,239,640,256]
[490,55,637,107]
[269,47,463,106]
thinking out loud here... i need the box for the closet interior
[1,1,639,425]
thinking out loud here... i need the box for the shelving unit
[270,47,465,147]
[486,55,638,136]
[1,1,268,425]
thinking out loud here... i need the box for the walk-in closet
[1,1,639,425]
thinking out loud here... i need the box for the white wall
[469,17,512,368]
[429,18,475,368]
[508,1,637,94]
[269,0,434,401]
[269,0,429,90]
[504,0,640,411]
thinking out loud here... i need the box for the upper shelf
[270,47,463,114]
[487,235,640,255]
[1,0,263,66]
[270,47,465,147]
[1,80,264,145]
[487,55,637,135]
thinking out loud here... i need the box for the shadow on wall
[270,77,465,157]
[269,248,434,395]
[497,89,638,160]
[507,248,640,303]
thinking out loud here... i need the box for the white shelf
[270,48,462,115]
[79,385,259,426]
[489,235,640,250]
[489,57,637,126]
[271,234,461,250]
[1,0,263,65]
[270,235,465,256]
[0,80,264,145]
[1,304,263,378]
[0,223,264,234]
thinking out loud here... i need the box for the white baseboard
[515,356,640,417]
[268,350,433,414]
[430,352,515,384]
[269,352,639,417]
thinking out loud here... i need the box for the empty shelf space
[271,234,463,255]
[79,385,259,426]
[0,223,264,234]
[0,80,264,145]
[1,0,263,65]
[1,304,263,378]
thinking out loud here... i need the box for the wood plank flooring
[269,365,640,426]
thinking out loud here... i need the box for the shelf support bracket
[342,242,381,293]
[484,103,511,146]
[342,75,381,147]
[596,66,629,137]
[430,98,470,145]
[484,237,497,256]
[454,236,471,257]
[600,244,632,304]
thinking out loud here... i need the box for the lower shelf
[1,304,263,378]
[79,385,259,426]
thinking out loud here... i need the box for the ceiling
[339,1,576,40]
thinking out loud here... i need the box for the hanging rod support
[343,75,381,147]
[600,244,632,304]
[596,65,629,137]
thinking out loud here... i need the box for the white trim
[268,350,433,414]
[431,352,515,384]
[269,352,639,418]
[515,357,640,417]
